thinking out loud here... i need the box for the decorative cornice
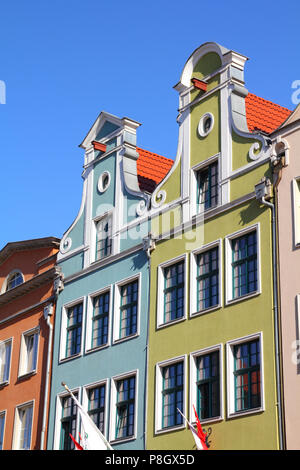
[0,266,61,306]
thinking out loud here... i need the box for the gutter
[255,177,285,449]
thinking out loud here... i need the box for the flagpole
[61,382,113,450]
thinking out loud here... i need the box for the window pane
[115,377,135,439]
[162,362,184,429]
[119,281,138,339]
[232,232,257,299]
[92,292,109,348]
[234,340,261,412]
[66,304,83,357]
[196,352,220,419]
[163,261,185,323]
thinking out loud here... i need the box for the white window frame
[0,410,6,450]
[85,286,112,354]
[225,223,261,305]
[18,327,39,378]
[109,369,138,444]
[82,379,109,440]
[155,355,187,435]
[156,254,188,329]
[53,387,81,450]
[1,269,24,294]
[190,239,222,317]
[190,154,220,217]
[59,297,86,363]
[190,344,223,425]
[113,273,141,344]
[0,338,12,385]
[92,210,114,263]
[12,400,34,450]
[226,332,264,419]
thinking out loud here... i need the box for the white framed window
[12,401,34,450]
[225,224,261,305]
[95,213,113,261]
[198,112,215,138]
[190,154,220,217]
[156,254,187,329]
[0,338,12,385]
[190,344,223,425]
[190,239,222,317]
[82,379,108,438]
[226,332,264,418]
[155,355,187,434]
[85,286,112,353]
[1,270,24,294]
[109,370,138,444]
[59,298,85,362]
[53,388,80,450]
[18,328,39,377]
[0,411,6,450]
[113,274,141,344]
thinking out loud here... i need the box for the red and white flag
[177,407,208,450]
[62,382,113,450]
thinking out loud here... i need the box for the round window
[98,171,111,193]
[198,112,214,137]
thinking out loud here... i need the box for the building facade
[145,42,290,450]
[270,103,300,449]
[0,237,60,450]
[46,113,173,450]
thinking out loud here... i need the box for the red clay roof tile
[245,93,292,134]
[135,93,293,194]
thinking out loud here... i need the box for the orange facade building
[0,237,61,450]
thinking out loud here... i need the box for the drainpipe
[142,233,156,450]
[40,302,54,450]
[254,178,284,450]
[40,272,64,450]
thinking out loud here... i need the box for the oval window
[198,113,214,137]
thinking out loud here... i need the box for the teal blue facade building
[46,112,154,450]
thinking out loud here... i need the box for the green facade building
[145,42,283,450]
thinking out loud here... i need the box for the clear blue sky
[0,0,299,249]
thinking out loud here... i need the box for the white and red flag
[177,407,208,450]
[62,382,113,450]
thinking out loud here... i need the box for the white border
[225,223,261,305]
[59,297,86,363]
[189,344,223,424]
[155,355,187,435]
[112,273,141,344]
[85,286,113,354]
[82,379,109,441]
[12,399,34,450]
[109,369,138,444]
[226,331,264,419]
[156,254,188,329]
[97,171,111,193]
[18,327,40,379]
[0,337,13,385]
[198,112,215,138]
[53,387,81,450]
[190,239,222,317]
[190,154,220,218]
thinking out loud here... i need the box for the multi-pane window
[14,403,33,450]
[19,330,39,376]
[60,394,78,450]
[96,215,112,260]
[6,272,23,291]
[115,376,135,440]
[233,339,261,412]
[0,412,5,450]
[232,232,257,299]
[119,280,138,339]
[197,247,219,311]
[91,292,109,348]
[163,261,185,323]
[161,362,184,429]
[196,162,218,212]
[87,385,106,434]
[0,339,12,383]
[196,351,220,420]
[66,303,83,358]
